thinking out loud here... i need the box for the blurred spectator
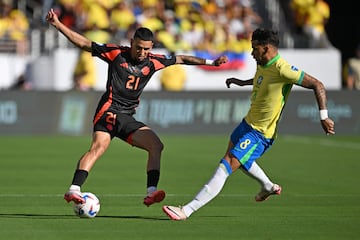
[71,0,111,91]
[73,50,96,91]
[9,74,32,90]
[109,0,136,43]
[154,9,180,50]
[228,4,247,38]
[170,32,192,52]
[9,62,32,90]
[55,0,78,30]
[239,1,262,37]
[303,0,332,48]
[203,0,218,16]
[290,0,312,31]
[196,30,218,54]
[0,0,29,54]
[159,52,187,91]
[343,44,360,90]
[137,6,164,33]
[182,19,204,50]
[292,0,332,48]
[82,0,112,43]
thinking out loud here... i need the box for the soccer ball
[73,192,101,218]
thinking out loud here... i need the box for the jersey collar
[264,53,280,68]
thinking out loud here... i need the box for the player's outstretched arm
[175,55,228,66]
[226,78,253,88]
[46,8,92,52]
[299,73,335,135]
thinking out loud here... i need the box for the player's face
[131,38,153,62]
[251,42,268,66]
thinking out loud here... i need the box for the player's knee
[154,140,164,153]
[144,138,164,154]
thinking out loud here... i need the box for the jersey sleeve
[91,42,124,63]
[149,53,177,71]
[279,60,305,85]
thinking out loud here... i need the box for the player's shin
[71,169,89,189]
[183,159,231,217]
[243,162,273,191]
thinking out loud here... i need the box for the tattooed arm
[175,55,228,66]
[298,73,335,135]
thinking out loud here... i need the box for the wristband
[319,109,328,120]
[205,59,214,65]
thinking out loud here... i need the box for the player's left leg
[130,126,165,206]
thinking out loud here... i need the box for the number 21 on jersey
[126,75,140,90]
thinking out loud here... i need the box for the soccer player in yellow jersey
[163,28,335,220]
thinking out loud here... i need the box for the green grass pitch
[0,134,359,240]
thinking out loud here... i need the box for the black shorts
[93,111,146,141]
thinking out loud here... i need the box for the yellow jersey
[245,54,304,138]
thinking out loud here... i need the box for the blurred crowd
[1,0,358,90]
[49,0,261,54]
[0,0,29,55]
[0,0,336,54]
[289,0,332,49]
[0,0,263,55]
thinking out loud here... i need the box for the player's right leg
[64,131,111,204]
[242,162,282,201]
[64,185,84,204]
[255,183,282,202]
[230,119,281,201]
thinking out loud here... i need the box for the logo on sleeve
[291,66,299,71]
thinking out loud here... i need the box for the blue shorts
[230,119,274,171]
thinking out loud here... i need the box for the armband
[205,59,214,66]
[319,109,328,120]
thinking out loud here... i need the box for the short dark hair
[133,27,154,41]
[252,28,279,47]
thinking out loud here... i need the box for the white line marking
[0,193,358,197]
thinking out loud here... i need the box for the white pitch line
[0,193,358,197]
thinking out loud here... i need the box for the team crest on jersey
[291,65,299,71]
[257,76,263,85]
[141,66,150,76]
